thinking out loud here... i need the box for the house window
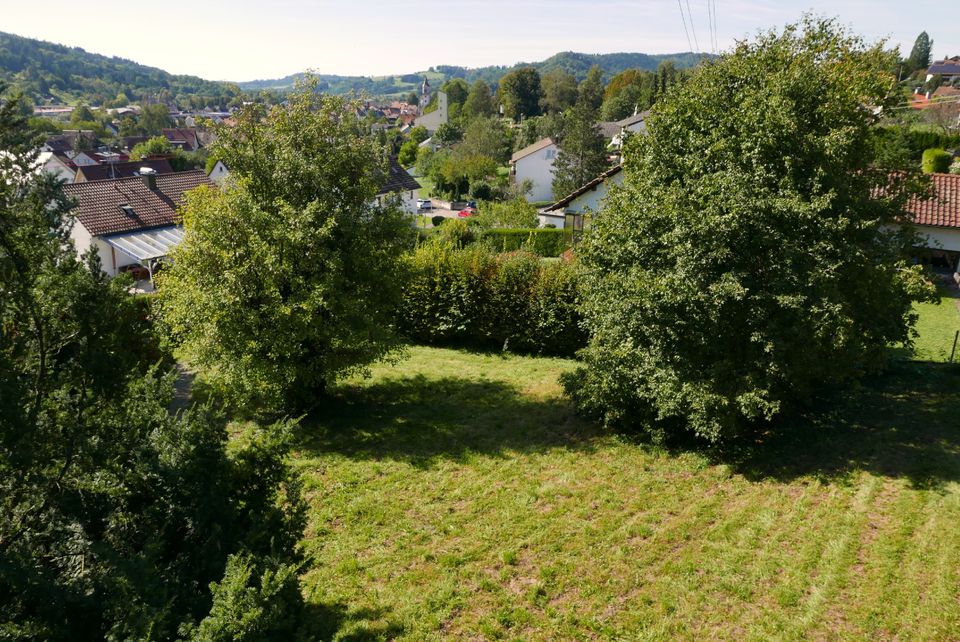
[120,204,135,217]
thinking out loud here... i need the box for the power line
[676,0,693,53]
[707,0,716,54]
[711,0,720,53]
[685,0,701,53]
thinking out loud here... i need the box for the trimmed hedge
[399,240,585,356]
[479,228,568,258]
[922,148,953,174]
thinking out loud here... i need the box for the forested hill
[0,31,242,108]
[237,51,712,94]
[0,29,711,105]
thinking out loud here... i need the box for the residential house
[36,151,78,182]
[540,164,624,228]
[207,159,230,184]
[609,111,649,149]
[42,130,98,154]
[75,159,174,182]
[906,172,960,274]
[926,57,960,84]
[161,128,202,151]
[510,138,558,203]
[63,170,214,278]
[375,156,421,214]
[121,136,150,152]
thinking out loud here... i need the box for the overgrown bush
[437,217,474,246]
[399,240,585,356]
[475,197,538,228]
[431,214,445,227]
[922,147,953,173]
[480,228,567,257]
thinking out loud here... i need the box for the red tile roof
[906,172,960,228]
[63,170,214,237]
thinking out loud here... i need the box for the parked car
[465,200,477,208]
[457,207,476,218]
[417,199,432,211]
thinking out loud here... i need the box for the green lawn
[291,302,960,639]
[908,292,960,362]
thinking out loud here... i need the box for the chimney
[140,166,157,190]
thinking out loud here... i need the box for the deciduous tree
[498,67,543,121]
[463,79,495,119]
[565,18,936,442]
[159,79,412,412]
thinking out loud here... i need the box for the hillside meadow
[281,294,960,640]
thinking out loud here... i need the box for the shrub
[476,197,538,229]
[431,215,445,227]
[480,228,567,257]
[438,217,474,247]
[399,240,585,356]
[922,148,953,173]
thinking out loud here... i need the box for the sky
[2,0,958,81]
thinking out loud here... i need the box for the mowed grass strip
[291,339,960,640]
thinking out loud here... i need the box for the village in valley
[3,8,960,640]
[25,49,960,290]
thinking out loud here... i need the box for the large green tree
[539,69,578,114]
[0,85,305,640]
[463,79,495,119]
[160,79,412,412]
[565,18,935,442]
[907,31,933,74]
[551,89,609,200]
[498,67,543,121]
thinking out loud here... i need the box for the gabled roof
[75,159,174,182]
[907,172,960,229]
[928,58,960,76]
[511,137,555,163]
[616,110,651,128]
[63,170,213,237]
[598,121,622,138]
[162,128,200,151]
[377,156,420,195]
[122,136,150,151]
[544,164,623,212]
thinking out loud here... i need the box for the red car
[457,207,476,218]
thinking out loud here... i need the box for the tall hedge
[479,228,567,257]
[922,148,953,174]
[399,240,585,356]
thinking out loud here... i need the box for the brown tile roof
[122,136,150,151]
[162,128,200,151]
[63,170,214,237]
[75,159,174,182]
[377,156,420,195]
[906,172,960,229]
[511,137,555,163]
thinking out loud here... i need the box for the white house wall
[916,226,960,253]
[514,143,558,203]
[69,220,138,277]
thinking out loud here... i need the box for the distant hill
[0,30,712,106]
[0,31,242,108]
[237,51,712,96]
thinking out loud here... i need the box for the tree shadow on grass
[709,361,960,491]
[296,373,600,468]
[298,602,403,641]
